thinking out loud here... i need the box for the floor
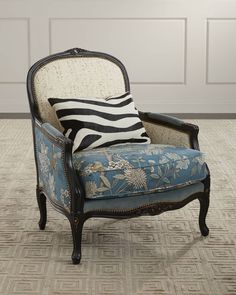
[0,119,236,295]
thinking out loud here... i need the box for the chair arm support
[139,112,200,150]
[33,120,84,215]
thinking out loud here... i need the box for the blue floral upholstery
[73,143,207,200]
[35,124,71,212]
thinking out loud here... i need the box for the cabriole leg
[70,216,84,264]
[198,193,209,236]
[36,187,47,230]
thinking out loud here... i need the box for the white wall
[0,0,236,114]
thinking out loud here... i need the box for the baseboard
[165,113,236,119]
[0,113,235,119]
[0,113,31,119]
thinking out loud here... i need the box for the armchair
[27,48,210,264]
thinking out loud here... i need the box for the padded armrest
[34,120,84,214]
[139,112,200,150]
[140,112,185,127]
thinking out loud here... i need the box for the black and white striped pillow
[48,93,150,152]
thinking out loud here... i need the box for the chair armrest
[139,112,200,150]
[33,120,84,215]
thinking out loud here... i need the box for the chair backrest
[27,48,130,130]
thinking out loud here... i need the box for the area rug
[0,119,235,295]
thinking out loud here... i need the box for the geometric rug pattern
[0,119,235,295]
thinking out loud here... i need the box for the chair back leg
[198,193,210,236]
[198,174,210,236]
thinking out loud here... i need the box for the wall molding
[0,17,30,84]
[1,3,236,114]
[49,17,187,85]
[206,18,236,85]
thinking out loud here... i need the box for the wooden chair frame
[27,48,210,264]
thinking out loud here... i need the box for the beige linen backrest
[29,49,191,148]
[32,52,127,131]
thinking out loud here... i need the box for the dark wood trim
[67,188,209,264]
[26,47,211,264]
[36,186,47,230]
[27,47,130,218]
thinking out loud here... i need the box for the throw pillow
[48,93,150,152]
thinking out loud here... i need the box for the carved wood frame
[27,48,210,264]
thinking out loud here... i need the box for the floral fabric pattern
[35,126,71,211]
[73,144,208,199]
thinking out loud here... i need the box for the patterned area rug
[0,119,235,295]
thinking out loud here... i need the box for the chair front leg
[36,186,47,230]
[70,216,84,264]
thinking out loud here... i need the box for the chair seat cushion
[72,144,208,199]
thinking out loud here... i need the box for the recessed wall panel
[0,84,29,112]
[207,19,236,84]
[50,19,186,84]
[0,19,29,83]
